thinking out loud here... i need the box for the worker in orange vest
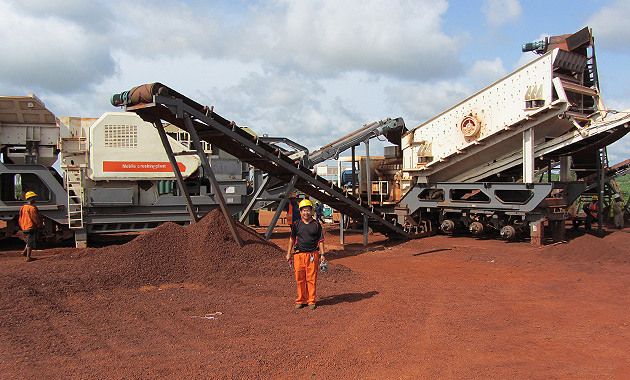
[285,192,300,226]
[19,191,44,262]
[584,195,599,231]
[285,199,326,309]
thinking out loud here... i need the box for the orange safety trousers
[293,251,320,305]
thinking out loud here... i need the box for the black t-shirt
[290,219,324,253]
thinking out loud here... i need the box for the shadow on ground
[413,248,453,256]
[317,290,379,307]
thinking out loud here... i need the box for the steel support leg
[240,175,270,223]
[265,175,298,240]
[183,117,243,247]
[597,149,604,236]
[337,160,342,188]
[351,146,356,199]
[559,156,571,182]
[551,220,565,242]
[153,118,199,224]
[74,229,87,249]
[365,139,371,206]
[340,213,345,245]
[523,127,535,183]
[363,214,368,246]
[530,219,544,245]
[351,145,357,230]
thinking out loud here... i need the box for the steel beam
[135,95,410,238]
[523,127,535,183]
[365,139,372,206]
[152,118,199,224]
[351,145,356,199]
[265,175,298,240]
[559,156,571,181]
[182,116,243,247]
[363,214,368,246]
[339,213,344,245]
[399,182,553,213]
[239,175,270,223]
[174,100,407,237]
[597,149,604,236]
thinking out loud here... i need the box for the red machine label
[102,161,186,172]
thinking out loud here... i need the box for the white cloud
[602,96,630,165]
[0,0,466,96]
[198,69,348,149]
[115,2,224,58]
[467,57,507,90]
[513,51,539,71]
[241,0,464,79]
[10,0,114,32]
[607,134,630,166]
[482,0,522,27]
[587,0,630,49]
[0,1,116,93]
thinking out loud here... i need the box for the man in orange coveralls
[19,191,44,262]
[285,199,326,309]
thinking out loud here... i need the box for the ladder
[66,167,84,229]
[573,147,623,219]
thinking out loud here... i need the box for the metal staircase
[65,167,84,229]
[571,148,630,221]
[60,135,88,231]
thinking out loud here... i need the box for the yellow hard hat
[592,195,598,201]
[25,191,37,200]
[298,199,313,209]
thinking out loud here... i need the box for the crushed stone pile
[544,230,630,263]
[4,209,354,296]
[56,209,287,289]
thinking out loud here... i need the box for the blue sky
[1,0,629,164]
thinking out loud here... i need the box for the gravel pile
[56,209,287,289]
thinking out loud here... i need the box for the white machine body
[59,112,200,181]
[401,48,599,184]
[0,94,59,167]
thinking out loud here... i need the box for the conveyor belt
[119,84,411,239]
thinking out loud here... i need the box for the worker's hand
[286,252,292,265]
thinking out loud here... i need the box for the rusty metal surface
[0,95,56,125]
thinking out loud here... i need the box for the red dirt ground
[1,210,629,379]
